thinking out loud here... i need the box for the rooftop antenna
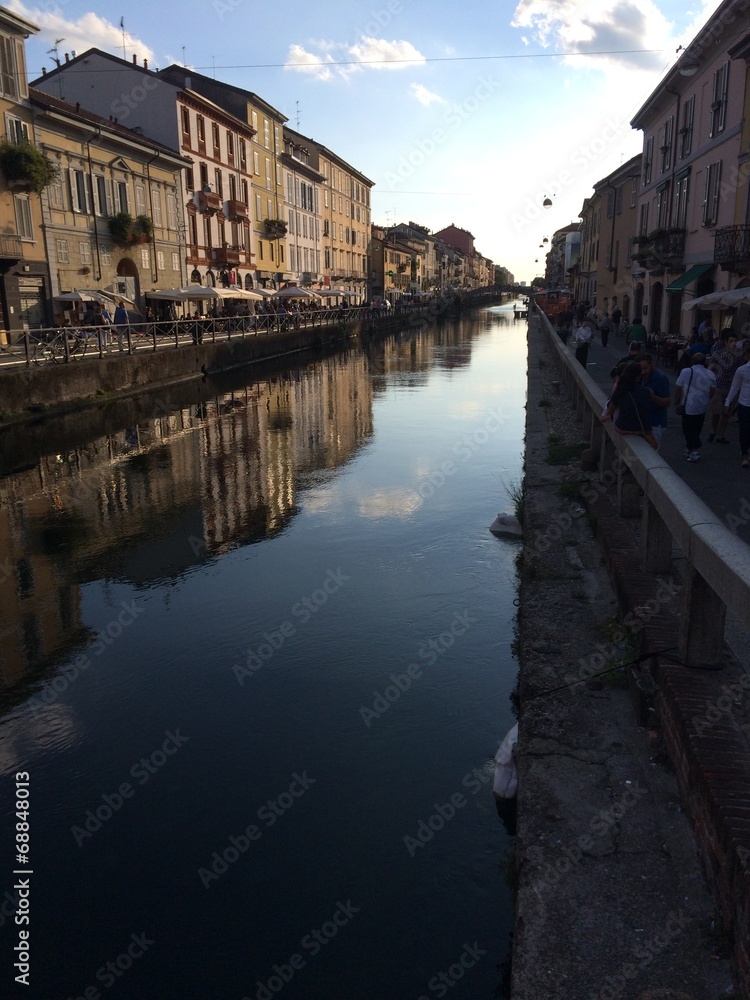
[212,55,216,79]
[181,45,186,66]
[295,100,301,130]
[120,18,126,61]
[48,38,64,98]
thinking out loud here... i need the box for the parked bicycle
[31,329,92,365]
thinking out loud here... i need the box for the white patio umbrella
[216,287,265,301]
[683,288,750,311]
[271,286,322,300]
[146,286,220,302]
[54,290,106,303]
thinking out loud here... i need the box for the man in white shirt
[574,322,592,369]
[725,345,750,467]
[674,353,715,462]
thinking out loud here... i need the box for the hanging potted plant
[0,139,58,193]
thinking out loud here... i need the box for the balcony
[0,234,23,260]
[714,225,750,271]
[210,246,241,267]
[226,199,248,222]
[197,190,222,215]
[631,228,686,272]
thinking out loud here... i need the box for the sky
[11,0,724,282]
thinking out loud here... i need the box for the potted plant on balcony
[0,139,58,193]
[263,218,287,238]
[108,212,153,248]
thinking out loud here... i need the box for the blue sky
[12,0,722,282]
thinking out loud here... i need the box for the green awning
[666,263,713,292]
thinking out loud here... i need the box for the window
[14,194,32,239]
[186,167,194,193]
[241,180,248,206]
[4,113,28,143]
[79,241,91,265]
[660,116,673,173]
[134,183,146,216]
[214,169,223,199]
[114,180,129,214]
[680,95,694,158]
[93,175,111,216]
[56,238,69,263]
[656,182,670,228]
[674,170,690,229]
[255,193,262,220]
[157,250,165,271]
[0,33,27,100]
[166,192,178,230]
[253,151,259,175]
[151,188,163,227]
[228,174,237,201]
[69,168,89,213]
[181,107,190,141]
[199,163,208,188]
[197,115,205,147]
[212,122,220,156]
[324,247,331,268]
[274,125,280,154]
[630,177,637,209]
[702,161,722,226]
[263,119,269,148]
[251,110,258,131]
[606,190,614,219]
[101,246,112,265]
[227,131,234,165]
[141,247,150,267]
[239,139,246,170]
[266,197,272,219]
[346,227,350,244]
[265,157,271,184]
[709,62,729,138]
[288,210,294,234]
[643,136,653,185]
[172,252,180,271]
[276,163,281,186]
[258,239,263,260]
[638,203,649,235]
[290,245,296,271]
[48,177,65,211]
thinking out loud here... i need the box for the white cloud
[285,36,425,80]
[285,43,335,81]
[511,0,673,71]
[9,1,155,67]
[410,82,445,106]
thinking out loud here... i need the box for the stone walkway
[511,314,737,1000]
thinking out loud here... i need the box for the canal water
[0,303,526,999]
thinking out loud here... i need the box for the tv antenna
[295,100,301,130]
[48,38,64,98]
[120,18,126,61]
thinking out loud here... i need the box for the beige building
[30,88,189,313]
[0,7,51,337]
[592,154,641,321]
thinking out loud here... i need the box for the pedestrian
[724,344,750,467]
[638,353,671,448]
[601,362,656,447]
[627,316,647,346]
[611,305,622,339]
[599,312,612,348]
[113,300,129,352]
[94,304,111,351]
[615,341,643,367]
[708,331,740,443]
[573,321,592,369]
[674,353,716,462]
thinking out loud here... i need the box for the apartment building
[630,0,749,335]
[0,7,51,336]
[592,155,641,320]
[281,127,324,287]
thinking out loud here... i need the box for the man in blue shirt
[638,353,671,448]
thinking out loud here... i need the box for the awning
[666,263,713,292]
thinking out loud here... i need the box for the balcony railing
[225,199,248,222]
[197,190,222,215]
[632,229,686,271]
[714,225,750,267]
[0,234,23,259]
[210,246,241,266]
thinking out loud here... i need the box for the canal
[0,303,526,999]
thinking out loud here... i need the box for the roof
[29,86,191,164]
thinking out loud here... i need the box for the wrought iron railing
[714,225,750,264]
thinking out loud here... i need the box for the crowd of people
[554,300,750,468]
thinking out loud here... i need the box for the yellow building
[0,7,51,338]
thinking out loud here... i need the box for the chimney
[41,66,46,76]
[144,58,148,70]
[64,52,69,63]
[132,54,137,64]
[75,102,80,112]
